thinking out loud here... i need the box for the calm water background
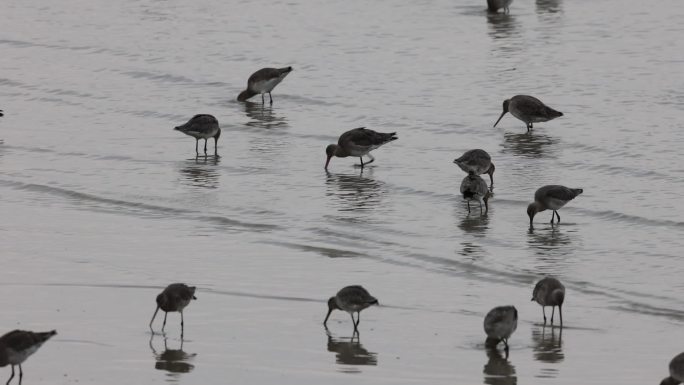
[1,0,684,383]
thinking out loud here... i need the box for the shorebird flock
[0,3,679,384]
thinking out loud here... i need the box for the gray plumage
[453,149,495,186]
[494,95,563,131]
[661,352,684,385]
[484,306,518,350]
[150,283,197,338]
[324,285,379,332]
[527,185,583,227]
[0,330,56,385]
[487,0,513,13]
[325,127,398,170]
[174,114,221,156]
[460,174,491,214]
[531,277,565,326]
[237,66,293,104]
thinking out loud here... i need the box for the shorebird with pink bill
[494,95,563,131]
[174,114,221,157]
[661,352,684,385]
[527,185,583,227]
[324,285,379,332]
[325,127,397,170]
[454,149,495,186]
[237,66,293,104]
[150,283,197,338]
[0,329,56,385]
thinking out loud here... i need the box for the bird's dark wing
[340,128,397,147]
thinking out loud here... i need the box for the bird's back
[158,283,197,312]
[535,185,582,203]
[484,306,518,339]
[248,67,292,86]
[336,285,378,310]
[532,277,565,306]
[174,115,220,137]
[455,149,491,175]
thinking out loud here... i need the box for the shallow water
[1,0,684,383]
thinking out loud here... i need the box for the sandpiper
[324,285,379,332]
[0,329,56,385]
[237,66,293,104]
[325,127,397,170]
[532,277,565,326]
[454,149,495,186]
[661,352,684,385]
[484,306,517,351]
[460,174,491,214]
[494,95,563,131]
[527,185,583,227]
[487,0,513,13]
[174,114,221,157]
[150,283,197,338]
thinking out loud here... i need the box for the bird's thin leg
[162,312,168,332]
[559,305,563,327]
[527,123,531,132]
[269,92,273,104]
[530,123,534,129]
[484,195,489,214]
[467,200,471,213]
[195,139,199,157]
[556,211,561,223]
[365,154,375,165]
[18,365,22,384]
[542,306,547,324]
[149,306,160,332]
[479,200,483,214]
[550,212,555,224]
[181,311,185,339]
[355,157,365,168]
[355,312,361,328]
[203,139,208,155]
[7,365,15,385]
[350,312,356,328]
[551,306,556,324]
[261,93,265,104]
[214,137,219,157]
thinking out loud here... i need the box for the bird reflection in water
[149,335,197,378]
[325,329,377,373]
[325,170,385,214]
[178,156,221,190]
[458,211,490,235]
[244,101,288,129]
[536,0,562,13]
[483,347,517,385]
[486,12,519,40]
[527,226,579,270]
[502,132,559,159]
[532,325,564,364]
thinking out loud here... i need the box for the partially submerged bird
[494,95,563,131]
[527,185,583,227]
[237,66,293,104]
[487,0,513,13]
[0,329,56,385]
[661,352,684,385]
[532,277,565,326]
[454,149,495,186]
[484,306,518,351]
[460,174,491,214]
[324,285,379,332]
[150,283,197,338]
[174,114,221,157]
[325,127,397,170]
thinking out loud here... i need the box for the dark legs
[149,306,160,332]
[203,139,208,155]
[355,154,375,169]
[551,306,556,324]
[526,122,534,131]
[542,306,547,324]
[559,305,563,326]
[555,211,560,223]
[261,93,265,104]
[18,366,21,385]
[214,137,219,156]
[181,311,185,339]
[550,210,561,224]
[355,312,360,329]
[7,365,14,385]
[466,200,471,213]
[269,92,273,104]
[162,312,168,332]
[195,139,199,156]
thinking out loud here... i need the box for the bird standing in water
[531,277,566,326]
[325,127,397,170]
[527,185,583,227]
[484,306,518,351]
[460,174,491,214]
[237,66,293,104]
[661,352,684,385]
[324,285,379,332]
[174,114,221,157]
[494,95,563,131]
[150,283,197,338]
[454,149,495,187]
